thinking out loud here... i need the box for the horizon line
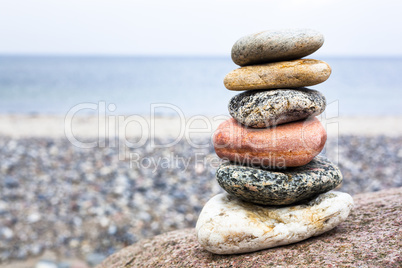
[0,53,402,59]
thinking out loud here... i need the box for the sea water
[0,56,401,116]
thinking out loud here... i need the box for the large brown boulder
[100,188,401,267]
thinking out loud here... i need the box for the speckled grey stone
[232,29,324,66]
[216,155,342,206]
[229,88,326,128]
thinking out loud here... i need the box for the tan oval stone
[224,59,331,91]
[196,191,354,254]
[213,117,326,168]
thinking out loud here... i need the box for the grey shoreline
[0,133,401,264]
[1,114,402,138]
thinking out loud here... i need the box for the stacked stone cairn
[196,29,354,254]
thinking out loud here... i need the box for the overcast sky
[0,0,401,56]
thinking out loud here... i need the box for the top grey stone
[231,29,324,66]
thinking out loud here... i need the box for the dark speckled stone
[229,88,326,128]
[216,155,342,206]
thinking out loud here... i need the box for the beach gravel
[0,135,401,263]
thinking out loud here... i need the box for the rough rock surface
[196,191,353,254]
[216,155,342,205]
[229,88,326,128]
[231,29,324,66]
[213,117,326,168]
[99,187,402,267]
[224,59,331,91]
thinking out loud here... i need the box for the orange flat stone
[213,117,326,168]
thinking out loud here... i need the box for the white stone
[35,260,58,268]
[27,212,41,223]
[1,227,14,239]
[196,191,353,254]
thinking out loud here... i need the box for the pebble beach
[0,115,401,264]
